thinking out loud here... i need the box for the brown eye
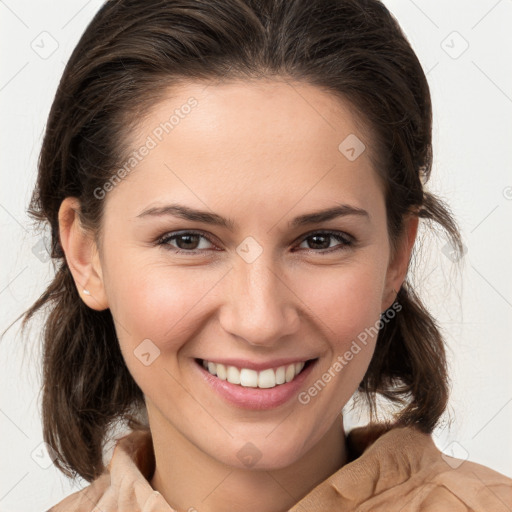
[297,231,353,253]
[157,231,216,253]
[174,233,201,250]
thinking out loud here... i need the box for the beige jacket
[48,423,512,511]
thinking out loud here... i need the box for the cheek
[104,256,220,355]
[293,256,387,345]
[104,261,225,406]
[291,259,387,422]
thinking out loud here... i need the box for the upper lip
[197,357,317,372]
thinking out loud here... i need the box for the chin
[206,429,317,471]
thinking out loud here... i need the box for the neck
[149,412,347,512]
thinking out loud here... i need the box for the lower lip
[195,359,317,410]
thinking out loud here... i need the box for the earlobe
[58,197,109,311]
[382,213,419,312]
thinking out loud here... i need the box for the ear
[381,212,419,312]
[58,197,109,310]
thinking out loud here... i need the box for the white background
[1,0,511,510]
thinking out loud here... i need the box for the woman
[19,0,511,510]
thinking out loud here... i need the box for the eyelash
[155,230,354,255]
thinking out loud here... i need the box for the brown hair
[17,0,464,482]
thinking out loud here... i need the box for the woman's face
[75,79,416,470]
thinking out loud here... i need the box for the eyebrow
[136,203,370,230]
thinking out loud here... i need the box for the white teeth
[275,366,286,385]
[226,365,241,384]
[285,364,295,383]
[258,368,276,388]
[216,363,227,380]
[240,368,258,387]
[201,359,308,388]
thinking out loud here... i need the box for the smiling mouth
[195,358,317,389]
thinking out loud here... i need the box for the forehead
[106,79,384,223]
[138,78,370,157]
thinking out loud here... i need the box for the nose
[218,253,301,348]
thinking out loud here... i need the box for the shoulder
[300,424,512,512]
[422,451,512,511]
[46,428,171,512]
[46,474,169,512]
[364,425,512,511]
[46,473,111,512]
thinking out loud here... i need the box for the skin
[59,79,418,512]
